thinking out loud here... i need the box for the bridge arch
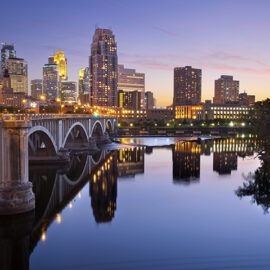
[91,120,104,137]
[28,126,58,156]
[62,122,89,149]
[106,119,113,135]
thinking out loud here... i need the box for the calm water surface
[20,138,270,269]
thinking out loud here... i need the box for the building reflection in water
[0,140,258,270]
[90,152,118,223]
[117,147,145,178]
[173,142,201,183]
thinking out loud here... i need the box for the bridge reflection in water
[0,138,257,270]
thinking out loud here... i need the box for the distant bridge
[0,114,118,215]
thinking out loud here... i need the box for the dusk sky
[1,0,270,105]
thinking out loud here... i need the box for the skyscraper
[61,80,77,102]
[118,64,145,108]
[1,43,16,78]
[31,79,42,99]
[78,69,85,97]
[118,90,141,110]
[54,51,67,80]
[43,62,59,100]
[145,91,154,109]
[6,57,28,94]
[90,28,118,107]
[213,75,239,104]
[174,66,201,106]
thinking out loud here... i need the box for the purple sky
[1,0,270,105]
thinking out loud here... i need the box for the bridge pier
[0,120,35,215]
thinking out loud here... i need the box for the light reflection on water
[2,138,270,270]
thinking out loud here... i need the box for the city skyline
[1,0,269,105]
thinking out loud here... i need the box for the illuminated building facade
[60,80,77,102]
[202,103,252,120]
[213,75,239,104]
[174,66,201,106]
[78,69,84,97]
[118,64,145,108]
[31,79,42,99]
[118,90,141,110]
[175,105,203,119]
[53,51,67,81]
[0,69,25,107]
[43,63,59,100]
[172,142,201,182]
[145,91,154,109]
[5,57,28,94]
[90,28,118,107]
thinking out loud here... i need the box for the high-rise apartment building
[78,69,85,97]
[213,75,239,104]
[90,28,118,107]
[174,66,201,106]
[61,80,77,102]
[6,57,28,94]
[1,43,16,78]
[145,91,154,109]
[118,64,145,108]
[43,62,59,100]
[118,90,141,110]
[31,79,43,99]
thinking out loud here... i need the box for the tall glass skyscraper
[1,43,16,78]
[90,28,118,107]
[43,62,59,100]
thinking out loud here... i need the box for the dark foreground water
[4,138,270,270]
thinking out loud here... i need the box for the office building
[214,75,239,104]
[90,28,118,107]
[31,79,42,99]
[1,43,16,78]
[118,90,141,110]
[43,62,59,100]
[53,51,67,81]
[0,69,25,107]
[145,91,154,109]
[239,92,255,105]
[174,66,201,106]
[6,57,28,94]
[61,80,77,102]
[118,64,145,108]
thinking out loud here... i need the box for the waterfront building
[90,28,118,107]
[6,57,28,94]
[146,108,174,121]
[0,43,16,78]
[0,69,25,107]
[175,105,203,120]
[31,79,42,99]
[60,80,77,103]
[173,66,201,106]
[213,75,239,104]
[202,103,252,120]
[43,63,59,100]
[118,90,141,110]
[118,64,145,108]
[145,91,154,109]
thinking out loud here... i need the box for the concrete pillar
[0,120,35,215]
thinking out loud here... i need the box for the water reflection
[0,138,259,270]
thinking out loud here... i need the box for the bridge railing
[0,113,115,122]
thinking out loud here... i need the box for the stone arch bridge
[0,114,117,215]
